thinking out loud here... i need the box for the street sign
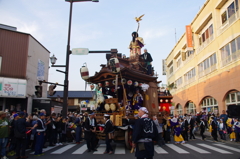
[72,48,89,55]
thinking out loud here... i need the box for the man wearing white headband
[132,107,158,159]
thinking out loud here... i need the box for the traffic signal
[48,84,56,96]
[35,86,42,98]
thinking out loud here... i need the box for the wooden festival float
[80,15,165,149]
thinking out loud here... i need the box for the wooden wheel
[125,129,133,149]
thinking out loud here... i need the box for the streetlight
[50,55,57,65]
[50,0,99,117]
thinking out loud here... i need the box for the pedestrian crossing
[27,143,240,155]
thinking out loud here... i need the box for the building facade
[47,91,95,113]
[0,24,50,113]
[165,0,240,115]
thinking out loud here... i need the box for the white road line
[72,144,88,154]
[114,144,125,154]
[213,144,240,153]
[182,144,210,154]
[197,144,232,154]
[30,145,58,154]
[165,144,189,154]
[93,144,106,154]
[51,144,76,154]
[154,145,168,154]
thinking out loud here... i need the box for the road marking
[165,144,189,154]
[93,144,106,154]
[197,144,232,154]
[72,144,88,154]
[30,145,58,154]
[213,144,240,153]
[182,144,210,154]
[51,144,76,154]
[154,145,168,154]
[115,144,125,154]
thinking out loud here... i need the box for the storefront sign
[0,77,26,98]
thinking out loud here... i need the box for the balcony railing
[197,34,214,53]
[221,50,240,67]
[198,64,217,78]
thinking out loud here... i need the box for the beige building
[165,0,240,116]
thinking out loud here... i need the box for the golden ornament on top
[135,14,145,23]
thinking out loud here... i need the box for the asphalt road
[11,138,240,159]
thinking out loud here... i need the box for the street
[17,138,240,159]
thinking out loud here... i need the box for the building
[47,91,95,112]
[0,24,50,113]
[165,0,240,115]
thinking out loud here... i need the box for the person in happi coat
[226,118,235,141]
[210,116,218,142]
[84,112,97,152]
[199,117,206,140]
[132,107,158,159]
[173,121,185,144]
[233,118,240,142]
[103,114,114,154]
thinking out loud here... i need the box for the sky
[0,0,206,91]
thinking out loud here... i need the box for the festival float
[80,14,170,149]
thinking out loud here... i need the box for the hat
[104,114,110,117]
[0,111,6,115]
[13,114,19,118]
[139,107,148,114]
[39,113,46,116]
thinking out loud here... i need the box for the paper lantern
[127,80,132,85]
[109,58,120,73]
[134,81,138,87]
[141,83,149,92]
[80,63,89,80]
[121,78,126,84]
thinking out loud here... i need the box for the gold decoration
[145,94,149,100]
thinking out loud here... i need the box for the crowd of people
[0,108,239,159]
[157,110,240,144]
[0,109,116,159]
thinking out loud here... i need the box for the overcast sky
[0,0,206,90]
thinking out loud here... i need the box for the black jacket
[140,52,153,63]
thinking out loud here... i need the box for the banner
[186,25,193,50]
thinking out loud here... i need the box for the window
[221,11,227,24]
[177,104,183,115]
[221,0,239,24]
[228,2,236,18]
[209,24,213,36]
[237,36,240,50]
[221,36,240,66]
[176,58,182,68]
[186,102,196,114]
[176,77,183,87]
[226,91,240,105]
[185,68,196,81]
[231,40,237,53]
[201,97,218,113]
[169,66,173,74]
[198,53,217,76]
[199,24,214,45]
